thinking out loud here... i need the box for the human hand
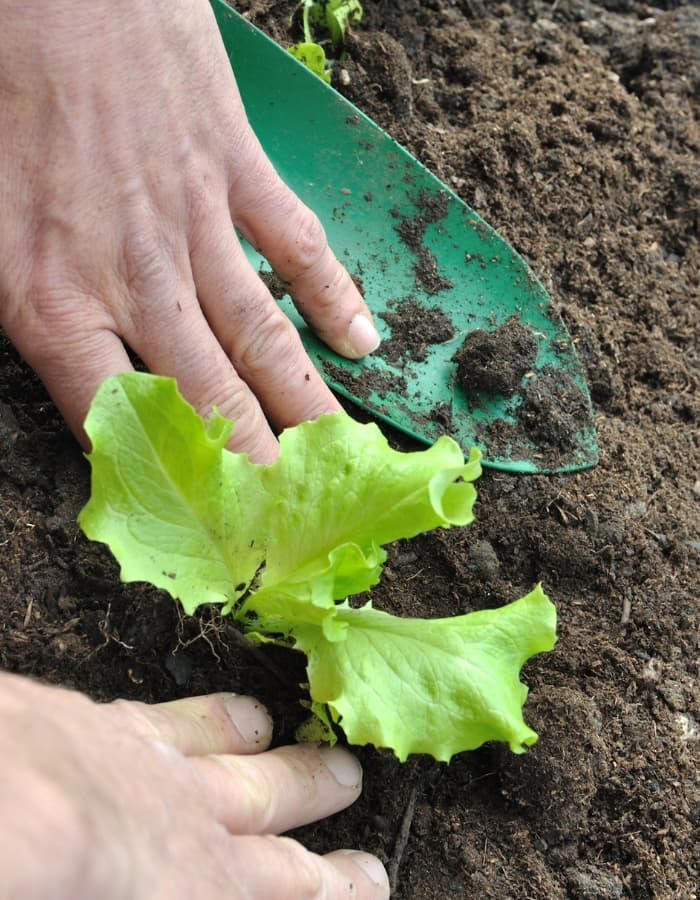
[0,671,389,899]
[0,0,379,462]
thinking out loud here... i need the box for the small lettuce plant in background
[79,372,556,762]
[289,0,363,82]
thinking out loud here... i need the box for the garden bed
[0,0,697,896]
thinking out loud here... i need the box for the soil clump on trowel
[393,190,450,254]
[484,364,592,469]
[393,191,454,294]
[378,298,455,365]
[321,360,407,403]
[455,320,590,468]
[454,316,538,398]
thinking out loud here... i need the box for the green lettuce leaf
[289,585,556,762]
[288,42,332,82]
[78,374,268,611]
[79,372,557,760]
[246,412,480,622]
[313,0,363,48]
[80,373,480,620]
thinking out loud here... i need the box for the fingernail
[347,314,381,356]
[224,695,273,746]
[338,851,390,890]
[319,745,362,789]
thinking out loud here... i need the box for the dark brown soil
[322,359,408,401]
[454,318,597,470]
[378,298,456,365]
[393,190,456,293]
[258,266,289,300]
[517,365,593,452]
[454,315,539,397]
[480,362,595,469]
[2,1,698,899]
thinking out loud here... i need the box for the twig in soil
[388,780,419,896]
[405,568,425,581]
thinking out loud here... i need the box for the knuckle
[121,224,169,297]
[249,771,278,832]
[2,219,114,346]
[118,205,177,322]
[229,140,277,205]
[14,266,100,361]
[108,699,160,742]
[222,758,279,832]
[311,265,354,315]
[23,255,85,326]
[236,307,300,378]
[289,205,328,276]
[203,378,257,428]
[273,837,327,899]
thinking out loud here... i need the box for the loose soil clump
[321,360,407,401]
[518,366,591,452]
[453,315,538,398]
[378,298,455,365]
[393,190,450,255]
[258,267,288,301]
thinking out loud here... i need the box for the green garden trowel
[212,1,598,473]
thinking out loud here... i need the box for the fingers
[195,743,363,835]
[230,150,381,359]
[111,693,273,757]
[7,316,132,450]
[189,208,342,430]
[325,849,391,899]
[216,835,390,900]
[121,273,280,462]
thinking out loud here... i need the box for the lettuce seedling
[79,373,557,762]
[315,0,363,49]
[288,41,332,83]
[289,0,362,82]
